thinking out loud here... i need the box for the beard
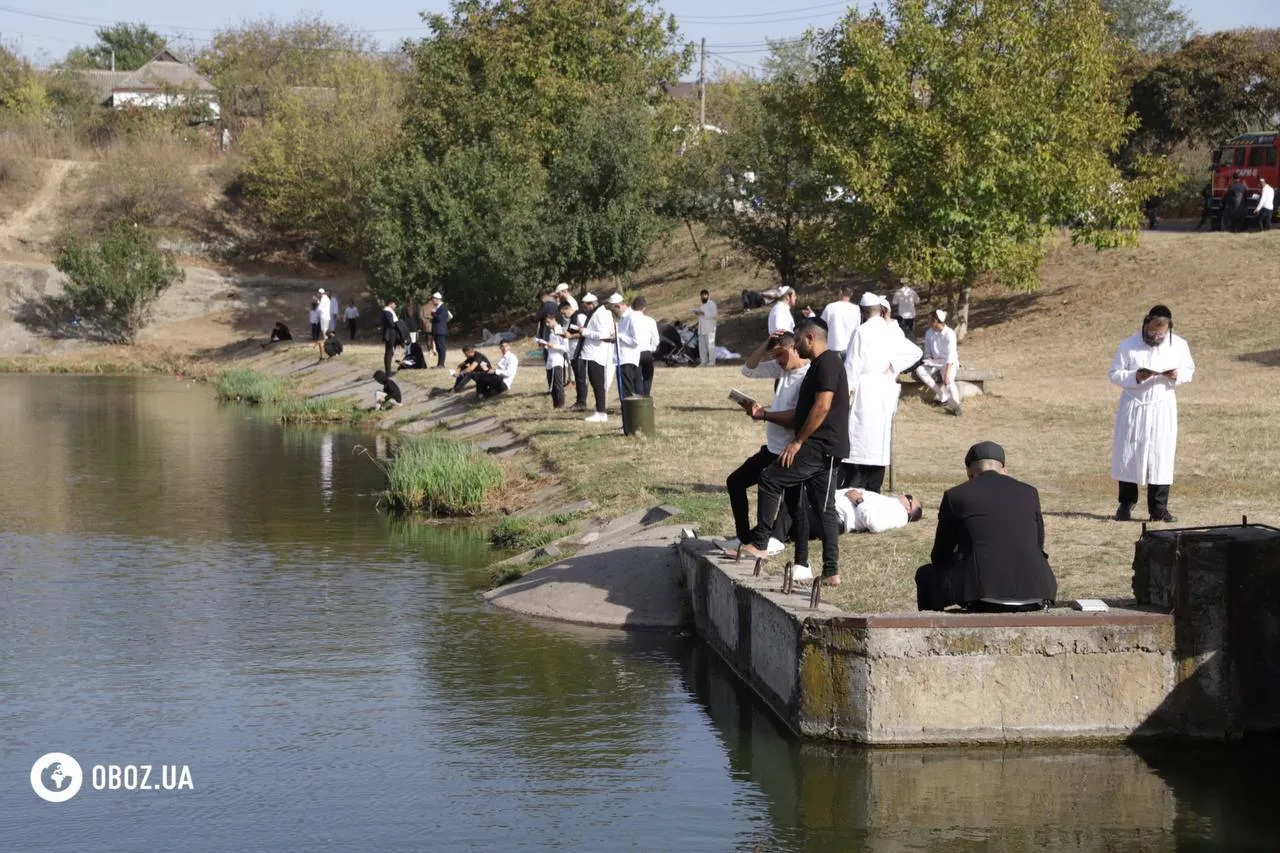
[700,297,709,303]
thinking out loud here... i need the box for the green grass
[489,517,569,550]
[215,368,292,404]
[268,397,367,425]
[377,435,505,517]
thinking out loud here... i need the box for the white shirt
[892,286,920,319]
[768,301,795,334]
[330,297,340,319]
[494,351,519,389]
[616,308,642,367]
[344,305,359,320]
[820,300,861,353]
[539,322,571,369]
[695,299,718,335]
[923,325,959,367]
[579,307,616,367]
[309,308,319,324]
[741,358,811,454]
[1258,184,1275,211]
[631,312,660,354]
[316,294,331,331]
[833,490,909,534]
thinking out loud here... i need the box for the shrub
[75,132,206,228]
[53,221,184,343]
[215,368,292,404]
[269,397,365,425]
[378,436,504,517]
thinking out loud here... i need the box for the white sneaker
[790,564,814,582]
[766,537,786,556]
[585,412,608,422]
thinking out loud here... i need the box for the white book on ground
[1074,599,1110,612]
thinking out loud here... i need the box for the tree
[803,0,1161,339]
[54,222,184,343]
[1100,0,1196,55]
[700,43,833,288]
[0,42,47,118]
[65,23,166,71]
[239,53,406,257]
[197,16,374,124]
[364,0,692,315]
[1123,30,1280,158]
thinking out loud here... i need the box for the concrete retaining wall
[680,539,1178,744]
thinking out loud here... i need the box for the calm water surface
[1,375,1278,852]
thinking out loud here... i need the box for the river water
[1,375,1277,852]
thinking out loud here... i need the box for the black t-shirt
[381,378,403,403]
[463,353,491,372]
[793,349,850,459]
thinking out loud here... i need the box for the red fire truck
[1209,131,1280,229]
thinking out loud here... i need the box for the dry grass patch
[63,135,207,231]
[0,153,45,221]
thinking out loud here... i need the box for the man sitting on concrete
[915,441,1057,611]
[914,308,962,415]
[474,340,519,399]
[450,346,491,393]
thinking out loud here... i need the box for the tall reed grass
[215,368,292,404]
[269,397,366,425]
[378,435,504,517]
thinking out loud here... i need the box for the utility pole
[111,49,116,72]
[698,37,706,129]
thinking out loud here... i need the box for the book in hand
[728,389,758,408]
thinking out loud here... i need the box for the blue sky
[2,0,1278,75]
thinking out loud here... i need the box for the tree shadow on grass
[11,294,119,342]
[1237,349,1280,367]
[1042,510,1118,522]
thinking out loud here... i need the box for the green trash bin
[622,395,655,437]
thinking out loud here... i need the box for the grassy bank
[378,434,506,517]
[488,512,583,551]
[215,368,293,404]
[0,348,204,377]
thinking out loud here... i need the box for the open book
[728,389,758,408]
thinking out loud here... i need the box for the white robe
[1110,331,1195,485]
[316,295,331,334]
[843,317,923,466]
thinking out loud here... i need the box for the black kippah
[964,441,1005,467]
[1147,304,1172,320]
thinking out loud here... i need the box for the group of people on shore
[720,289,1195,612]
[377,293,453,376]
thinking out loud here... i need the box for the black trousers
[620,363,642,398]
[474,372,508,397]
[549,365,566,408]
[383,341,395,375]
[639,351,655,396]
[573,359,589,406]
[839,462,885,493]
[346,319,357,340]
[434,334,447,367]
[587,361,608,413]
[750,444,840,577]
[898,317,915,335]
[1261,208,1274,231]
[1118,482,1170,516]
[452,372,477,393]
[915,561,964,611]
[726,446,791,543]
[311,323,322,341]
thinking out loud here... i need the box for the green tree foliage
[54,222,184,343]
[64,23,166,71]
[802,0,1158,338]
[197,16,374,124]
[239,54,405,257]
[363,0,691,314]
[0,42,47,118]
[699,45,833,288]
[1100,0,1196,55]
[1124,30,1280,157]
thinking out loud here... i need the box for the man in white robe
[768,286,797,334]
[842,293,923,492]
[1109,304,1195,522]
[316,289,332,335]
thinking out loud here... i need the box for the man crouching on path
[732,319,850,586]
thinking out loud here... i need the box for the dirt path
[0,160,78,250]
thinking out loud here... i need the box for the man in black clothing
[380,299,399,376]
[429,292,450,367]
[735,319,850,585]
[372,370,402,408]
[914,441,1058,611]
[452,346,491,393]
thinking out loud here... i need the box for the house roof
[76,51,217,102]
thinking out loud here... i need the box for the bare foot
[724,543,768,560]
[821,575,842,586]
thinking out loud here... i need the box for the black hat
[1147,304,1172,320]
[964,441,1005,467]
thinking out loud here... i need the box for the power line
[671,1,850,21]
